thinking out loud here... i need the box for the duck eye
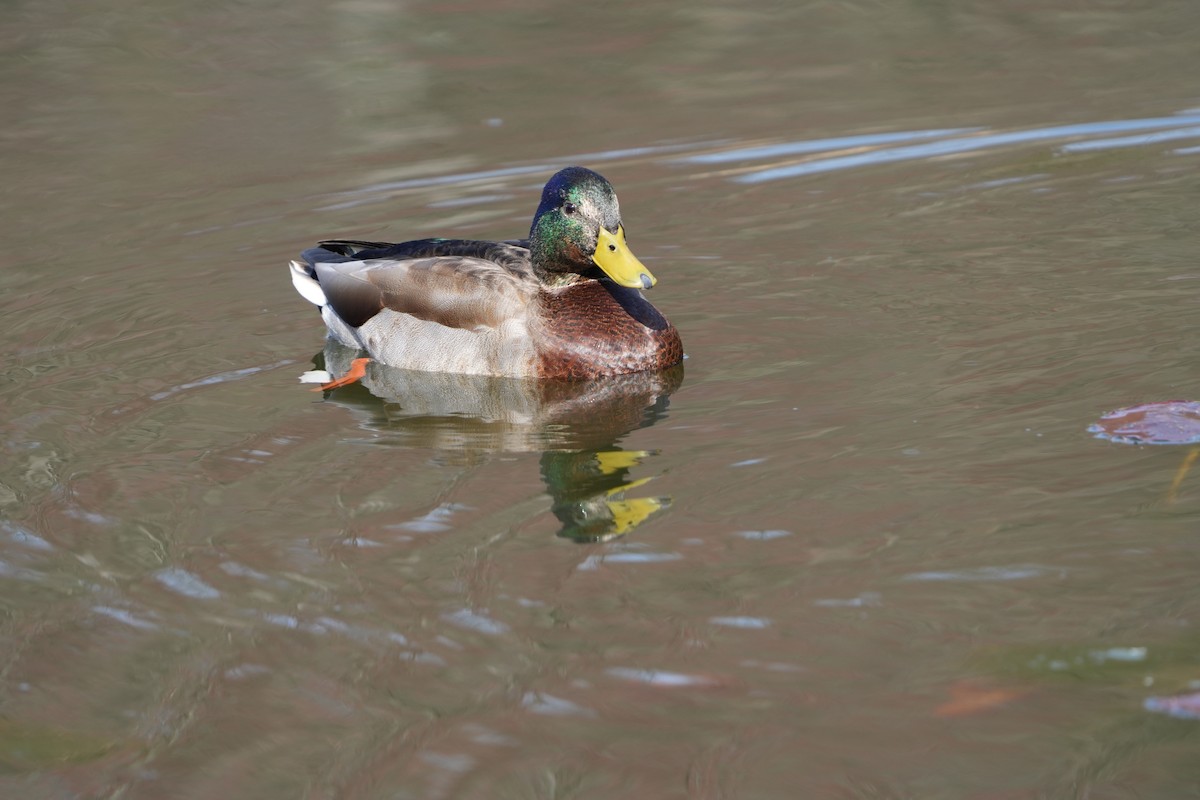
[608,243,617,252]
[563,201,577,215]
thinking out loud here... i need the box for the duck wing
[303,240,535,331]
[316,238,531,266]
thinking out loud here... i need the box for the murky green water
[6,1,1200,797]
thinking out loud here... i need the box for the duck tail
[289,260,328,307]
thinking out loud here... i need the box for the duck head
[528,166,657,290]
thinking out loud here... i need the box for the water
[5,1,1200,796]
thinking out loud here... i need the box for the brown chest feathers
[533,280,683,380]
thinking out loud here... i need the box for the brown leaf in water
[935,680,1028,717]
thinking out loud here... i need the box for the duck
[289,166,683,380]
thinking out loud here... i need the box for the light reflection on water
[691,112,1200,183]
[301,109,1200,232]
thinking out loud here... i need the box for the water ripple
[710,616,771,629]
[606,667,723,688]
[521,691,596,718]
[705,113,1200,183]
[153,568,221,599]
[2,521,53,551]
[92,605,158,630]
[734,529,791,541]
[903,565,1052,582]
[577,552,684,570]
[675,128,980,164]
[442,608,510,636]
[1061,125,1200,153]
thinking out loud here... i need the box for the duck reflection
[541,449,669,543]
[312,344,682,542]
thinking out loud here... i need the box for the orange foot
[312,358,370,392]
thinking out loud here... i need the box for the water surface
[6,1,1200,797]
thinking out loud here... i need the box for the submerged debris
[1144,691,1200,720]
[1088,401,1200,445]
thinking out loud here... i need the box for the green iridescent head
[528,167,657,289]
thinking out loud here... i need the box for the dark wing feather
[316,239,533,278]
[310,261,385,327]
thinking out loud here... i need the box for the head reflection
[541,449,670,543]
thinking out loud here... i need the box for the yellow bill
[593,449,652,475]
[592,226,657,289]
[605,497,666,535]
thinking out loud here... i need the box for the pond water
[6,1,1200,797]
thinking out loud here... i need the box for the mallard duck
[289,166,683,380]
